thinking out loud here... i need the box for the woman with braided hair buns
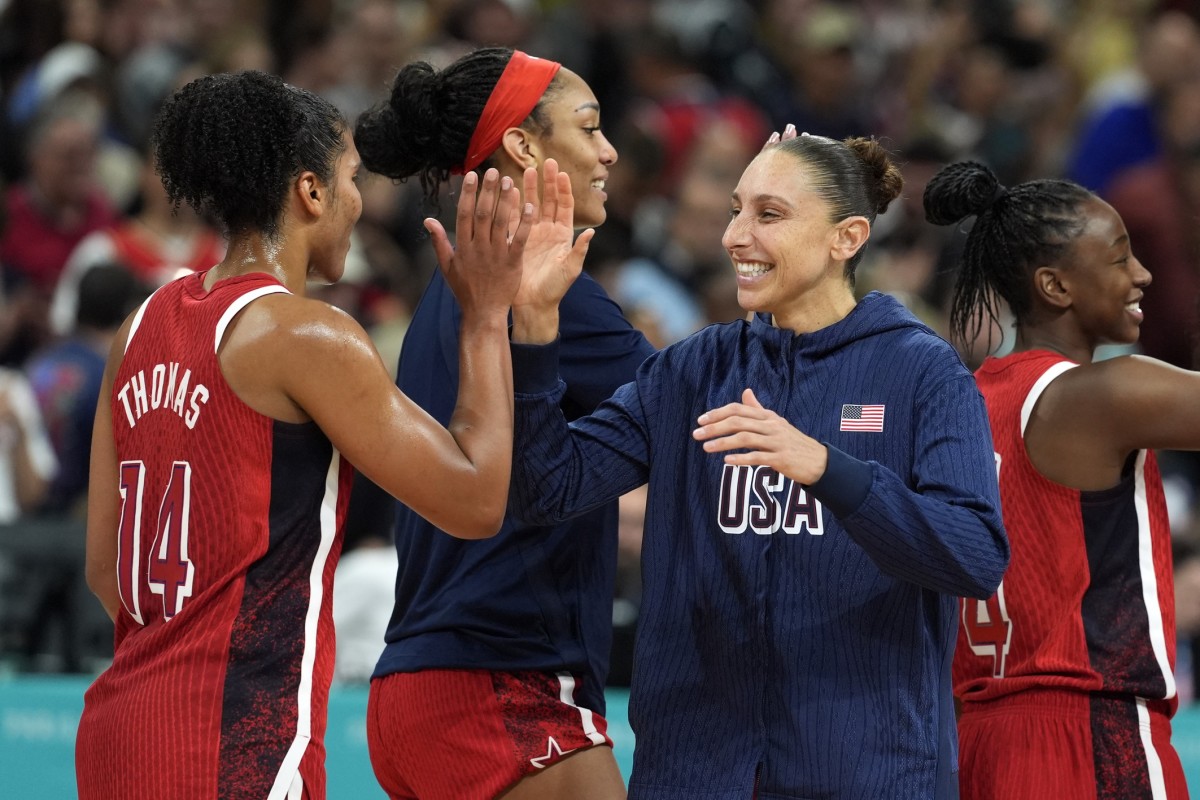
[505,133,1008,799]
[75,69,542,800]
[354,47,651,800]
[926,160,1195,799]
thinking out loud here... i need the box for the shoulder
[230,291,369,353]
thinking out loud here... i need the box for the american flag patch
[840,404,885,432]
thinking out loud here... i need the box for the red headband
[454,51,561,176]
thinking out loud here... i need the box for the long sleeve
[811,372,1009,599]
[509,339,650,525]
[556,272,655,416]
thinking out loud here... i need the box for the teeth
[736,261,772,277]
[591,180,605,190]
[1128,303,1141,312]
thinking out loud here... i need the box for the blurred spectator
[758,2,874,140]
[27,263,145,516]
[49,147,225,337]
[1066,8,1200,195]
[1106,73,1200,370]
[619,24,768,197]
[599,166,733,345]
[1,90,118,295]
[0,366,57,523]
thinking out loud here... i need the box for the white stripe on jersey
[1134,451,1176,700]
[214,285,291,353]
[268,451,342,800]
[1018,361,1075,437]
[1136,697,1169,799]
[123,286,164,354]
[556,672,608,745]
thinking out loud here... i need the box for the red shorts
[958,690,1189,800]
[366,669,613,800]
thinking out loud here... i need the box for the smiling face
[1053,197,1152,348]
[721,148,862,331]
[527,68,618,228]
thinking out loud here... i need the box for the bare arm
[230,169,532,539]
[1029,355,1200,489]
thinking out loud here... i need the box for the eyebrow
[731,192,794,207]
[575,102,600,113]
[1110,233,1129,248]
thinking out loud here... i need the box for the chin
[577,206,606,228]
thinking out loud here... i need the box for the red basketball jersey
[954,350,1176,707]
[76,271,353,800]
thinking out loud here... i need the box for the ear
[1033,266,1071,309]
[295,171,324,219]
[497,127,539,170]
[830,216,870,262]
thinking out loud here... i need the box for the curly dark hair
[923,160,1094,349]
[354,47,559,207]
[771,134,904,281]
[151,70,346,237]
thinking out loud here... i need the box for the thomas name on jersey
[115,361,210,430]
[718,464,824,535]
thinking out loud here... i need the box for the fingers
[742,388,764,409]
[554,169,575,226]
[572,227,594,261]
[763,124,799,150]
[522,165,540,216]
[509,201,535,252]
[424,217,454,270]
[490,175,517,244]
[541,158,560,223]
[455,171,480,241]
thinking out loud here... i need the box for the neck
[770,283,857,334]
[205,234,301,294]
[1013,328,1094,364]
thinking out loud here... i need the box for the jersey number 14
[116,461,197,624]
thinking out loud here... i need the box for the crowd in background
[2,0,1200,695]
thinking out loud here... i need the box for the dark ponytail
[924,160,1093,349]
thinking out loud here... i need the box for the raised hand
[509,159,594,344]
[425,168,532,318]
[692,388,829,485]
[513,158,593,311]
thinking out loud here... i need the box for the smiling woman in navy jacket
[507,133,1010,800]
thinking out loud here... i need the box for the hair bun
[923,161,1002,225]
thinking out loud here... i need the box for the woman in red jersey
[926,160,1197,799]
[76,70,584,800]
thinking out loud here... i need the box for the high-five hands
[513,158,593,310]
[509,158,594,344]
[693,388,829,485]
[425,167,532,318]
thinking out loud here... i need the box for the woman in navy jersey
[354,47,651,800]
[927,161,1196,798]
[75,69,554,800]
[506,133,1009,799]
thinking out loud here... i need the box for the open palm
[513,159,593,310]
